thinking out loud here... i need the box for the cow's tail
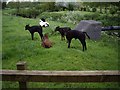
[83,32,90,39]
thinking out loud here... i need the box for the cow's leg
[38,32,43,41]
[83,41,87,51]
[79,40,87,51]
[68,39,71,48]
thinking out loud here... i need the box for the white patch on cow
[39,20,49,27]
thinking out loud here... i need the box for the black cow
[66,30,90,51]
[55,26,71,40]
[25,24,43,40]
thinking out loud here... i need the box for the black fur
[41,18,46,22]
[55,26,71,40]
[25,24,43,40]
[66,30,90,51]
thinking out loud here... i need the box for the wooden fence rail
[0,61,120,90]
[1,70,120,82]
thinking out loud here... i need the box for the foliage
[3,8,120,27]
[1,2,7,9]
[38,12,64,21]
[5,2,42,18]
[37,10,120,27]
[9,8,40,18]
[86,6,91,12]
[68,3,74,11]
[110,8,117,16]
[4,2,120,19]
[92,7,97,12]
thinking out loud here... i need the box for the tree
[0,2,2,9]
[16,2,20,14]
[68,3,74,11]
[43,2,56,12]
[2,2,7,9]
[55,2,68,11]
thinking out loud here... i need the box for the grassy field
[2,11,119,88]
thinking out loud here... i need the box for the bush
[68,3,74,11]
[83,13,100,20]
[117,11,120,16]
[38,11,84,24]
[86,7,91,12]
[92,7,97,12]
[38,12,63,21]
[110,8,117,16]
[10,8,40,18]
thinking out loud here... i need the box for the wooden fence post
[16,61,27,90]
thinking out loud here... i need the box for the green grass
[0,10,2,90]
[2,13,119,88]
